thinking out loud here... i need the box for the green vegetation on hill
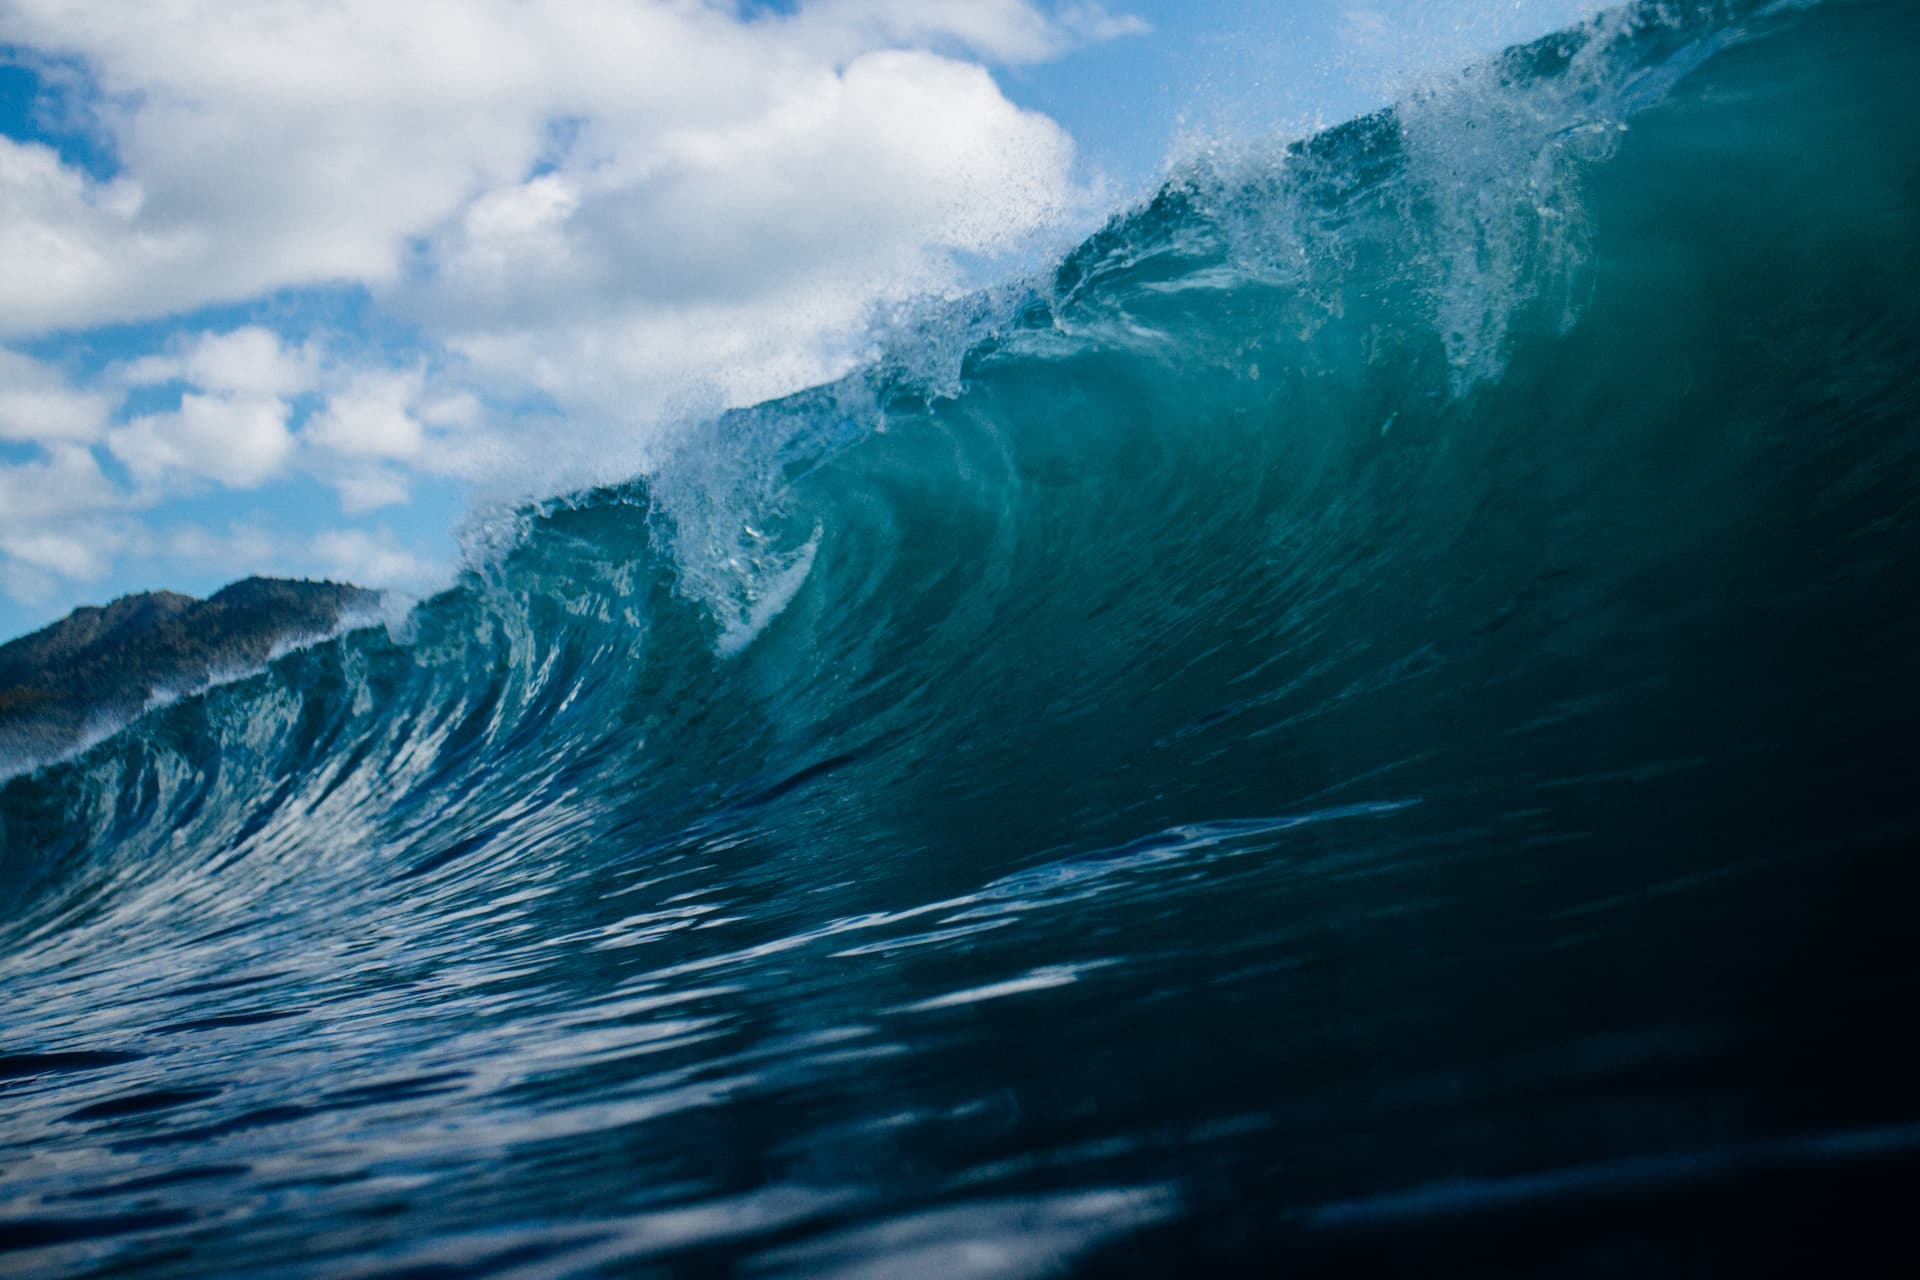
[0,578,379,765]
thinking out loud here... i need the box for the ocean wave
[4,1,1917,1272]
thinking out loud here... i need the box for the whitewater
[3,0,1918,1273]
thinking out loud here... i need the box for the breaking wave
[4,2,1918,1272]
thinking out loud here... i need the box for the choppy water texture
[5,1,1919,1273]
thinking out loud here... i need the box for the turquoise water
[4,1,1919,1272]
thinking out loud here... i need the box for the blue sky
[0,0,1593,642]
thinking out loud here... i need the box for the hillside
[0,578,380,766]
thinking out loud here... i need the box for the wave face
[5,1,1919,1272]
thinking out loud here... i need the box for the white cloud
[0,525,119,579]
[424,49,1077,316]
[0,135,167,337]
[301,366,506,510]
[0,348,114,443]
[0,444,120,524]
[419,45,1085,426]
[108,393,294,489]
[0,558,58,605]
[417,390,484,432]
[304,370,426,461]
[0,1,1133,339]
[0,446,124,599]
[330,467,414,514]
[119,325,319,398]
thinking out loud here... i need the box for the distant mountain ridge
[0,577,380,767]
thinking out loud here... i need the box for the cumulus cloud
[0,321,471,610]
[0,446,125,602]
[0,348,114,443]
[1,0,1142,426]
[0,135,159,337]
[421,45,1084,426]
[0,0,1129,339]
[329,467,415,515]
[0,524,119,580]
[305,370,426,462]
[422,51,1076,318]
[0,352,125,609]
[119,325,320,398]
[304,369,434,511]
[0,443,120,525]
[108,393,295,490]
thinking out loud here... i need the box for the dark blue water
[4,1,1919,1273]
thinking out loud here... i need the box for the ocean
[4,0,1918,1273]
